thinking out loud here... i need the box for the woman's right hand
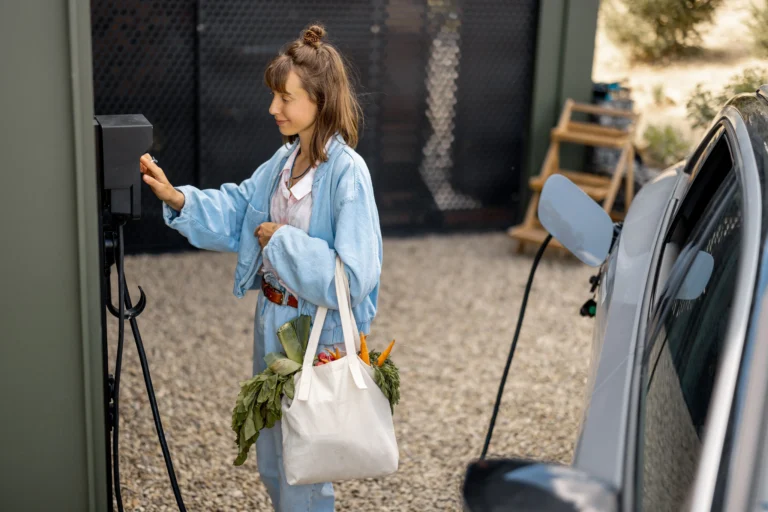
[139,153,185,211]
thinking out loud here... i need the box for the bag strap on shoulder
[297,256,367,401]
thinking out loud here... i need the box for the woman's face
[269,70,318,138]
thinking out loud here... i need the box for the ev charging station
[1,6,185,510]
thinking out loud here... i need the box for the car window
[637,146,743,510]
[651,132,732,306]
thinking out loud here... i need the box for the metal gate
[91,0,538,253]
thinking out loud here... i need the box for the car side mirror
[538,174,614,267]
[462,458,618,511]
[677,249,714,301]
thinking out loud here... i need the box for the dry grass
[594,0,767,146]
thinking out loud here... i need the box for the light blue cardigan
[162,135,383,343]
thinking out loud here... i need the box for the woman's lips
[276,120,288,126]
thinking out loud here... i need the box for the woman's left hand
[255,222,285,248]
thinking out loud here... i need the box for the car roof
[713,88,768,511]
[729,90,768,241]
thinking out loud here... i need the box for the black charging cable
[480,220,624,459]
[480,234,552,459]
[109,222,187,511]
[112,221,126,511]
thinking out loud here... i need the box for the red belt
[261,279,299,308]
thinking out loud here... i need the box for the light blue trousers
[252,291,335,512]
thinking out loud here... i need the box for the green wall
[523,0,600,212]
[0,1,107,510]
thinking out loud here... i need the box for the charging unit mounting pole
[94,114,187,511]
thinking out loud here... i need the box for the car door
[630,109,761,512]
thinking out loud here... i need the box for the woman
[139,24,382,512]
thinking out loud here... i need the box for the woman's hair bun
[302,25,326,48]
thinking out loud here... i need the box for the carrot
[377,339,396,367]
[335,346,341,359]
[359,333,371,365]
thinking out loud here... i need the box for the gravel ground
[107,232,596,511]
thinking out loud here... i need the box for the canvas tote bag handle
[297,256,367,401]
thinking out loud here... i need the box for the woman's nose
[269,97,280,116]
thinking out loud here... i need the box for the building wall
[0,1,107,511]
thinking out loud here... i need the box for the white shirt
[259,142,321,296]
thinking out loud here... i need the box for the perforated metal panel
[91,0,198,253]
[420,0,476,212]
[375,0,539,229]
[91,0,539,251]
[197,1,377,189]
[451,0,537,208]
[373,0,434,228]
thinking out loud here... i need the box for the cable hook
[105,263,147,319]
[107,282,147,319]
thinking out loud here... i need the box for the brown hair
[264,24,363,165]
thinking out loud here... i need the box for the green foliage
[275,316,307,363]
[685,83,718,130]
[748,1,768,56]
[603,0,724,62]
[643,124,691,168]
[232,370,286,466]
[368,350,401,414]
[231,315,401,466]
[686,67,768,129]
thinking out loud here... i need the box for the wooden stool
[509,99,639,254]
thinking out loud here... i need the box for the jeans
[252,291,335,512]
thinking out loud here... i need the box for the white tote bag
[281,256,399,485]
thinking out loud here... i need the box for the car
[462,86,768,511]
